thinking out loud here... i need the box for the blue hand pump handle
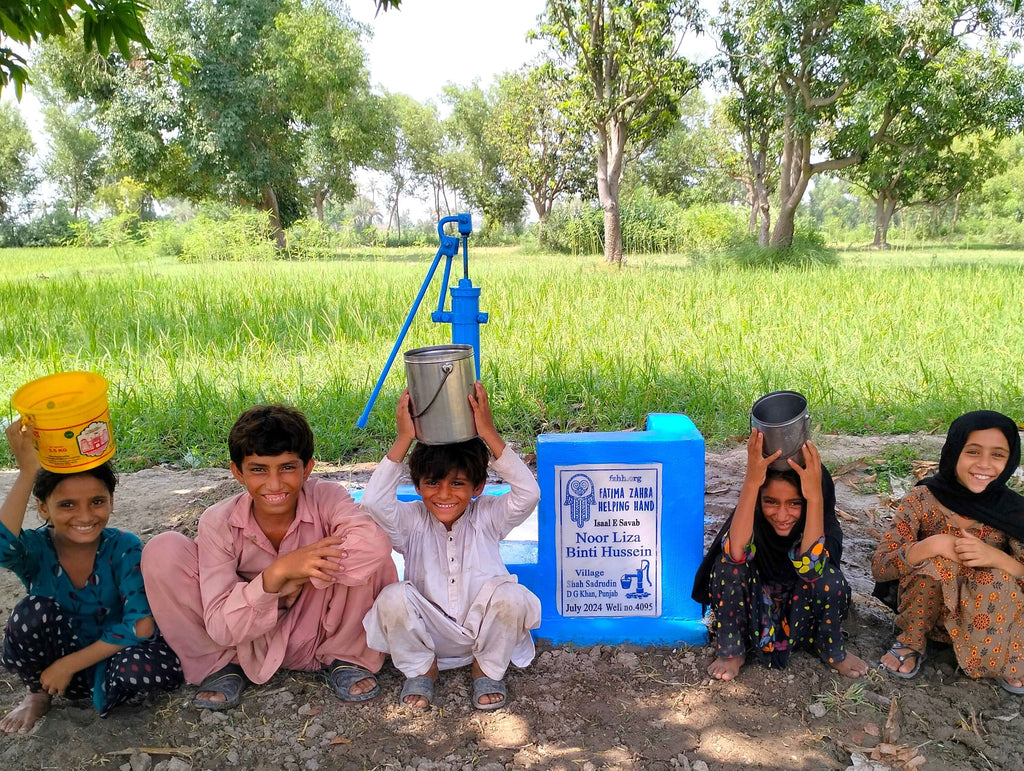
[355,214,485,429]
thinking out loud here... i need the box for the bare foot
[403,660,438,709]
[1,691,51,734]
[471,660,504,707]
[196,689,224,703]
[832,652,869,678]
[879,645,921,676]
[707,655,744,681]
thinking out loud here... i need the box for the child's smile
[759,479,804,537]
[955,428,1010,494]
[416,469,484,530]
[231,452,315,519]
[38,476,112,545]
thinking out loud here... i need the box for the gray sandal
[326,660,380,703]
[399,676,435,709]
[879,645,924,679]
[194,663,250,710]
[472,676,507,711]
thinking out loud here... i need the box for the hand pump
[356,213,488,428]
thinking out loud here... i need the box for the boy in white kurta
[361,382,541,710]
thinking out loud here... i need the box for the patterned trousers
[2,595,182,716]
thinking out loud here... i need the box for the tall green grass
[2,244,1023,469]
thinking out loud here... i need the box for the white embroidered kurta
[361,450,541,678]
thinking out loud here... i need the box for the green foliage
[865,445,922,495]
[0,103,35,217]
[175,210,277,262]
[541,194,747,255]
[2,245,1024,467]
[0,0,153,98]
[719,230,836,268]
[69,211,143,247]
[0,203,78,247]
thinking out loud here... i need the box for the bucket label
[77,421,111,457]
[555,463,661,618]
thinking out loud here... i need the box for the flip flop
[472,676,507,711]
[879,645,924,679]
[326,660,380,703]
[997,678,1024,695]
[194,663,250,710]
[399,676,435,710]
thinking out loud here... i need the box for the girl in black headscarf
[872,410,1024,692]
[691,429,869,680]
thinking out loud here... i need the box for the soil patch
[1,433,1020,771]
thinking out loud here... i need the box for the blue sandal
[194,663,250,710]
[327,660,380,703]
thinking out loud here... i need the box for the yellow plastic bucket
[11,372,116,472]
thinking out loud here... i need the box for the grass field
[1,243,1022,469]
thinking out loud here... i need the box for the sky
[348,0,550,105]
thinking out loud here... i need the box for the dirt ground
[1,433,1022,771]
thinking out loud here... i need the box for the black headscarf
[691,465,843,609]
[918,410,1024,540]
[873,410,1024,611]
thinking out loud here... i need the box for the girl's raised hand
[789,440,823,503]
[5,419,39,475]
[744,428,781,488]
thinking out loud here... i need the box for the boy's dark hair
[228,404,314,466]
[408,438,489,488]
[33,462,117,502]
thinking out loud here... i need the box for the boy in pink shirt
[141,405,397,709]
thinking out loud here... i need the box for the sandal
[879,645,924,679]
[399,676,435,710]
[997,678,1024,695]
[471,676,507,711]
[326,660,380,703]
[194,663,250,710]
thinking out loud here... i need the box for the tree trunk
[260,185,286,250]
[873,195,896,249]
[770,206,796,248]
[596,121,625,265]
[950,193,961,234]
[314,189,326,222]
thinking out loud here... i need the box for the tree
[487,67,593,231]
[42,102,105,217]
[37,0,387,246]
[536,0,702,264]
[717,0,1014,249]
[265,1,388,222]
[840,44,1024,247]
[0,0,152,98]
[378,93,435,242]
[632,90,743,208]
[443,81,525,233]
[0,103,35,217]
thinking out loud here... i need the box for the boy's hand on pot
[396,389,416,443]
[469,381,496,435]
